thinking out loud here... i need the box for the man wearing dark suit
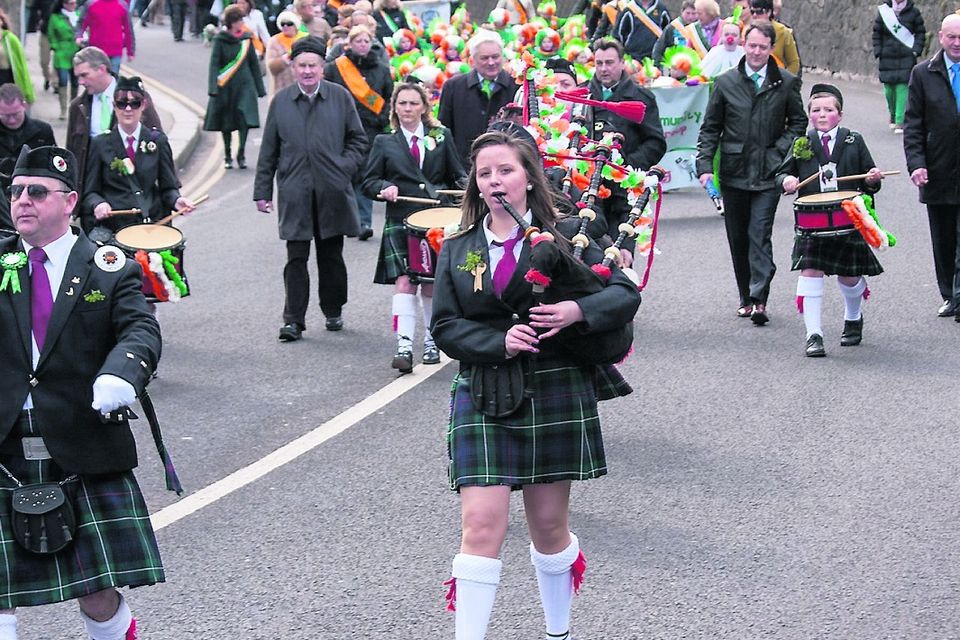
[697,22,806,325]
[80,76,192,234]
[438,29,519,167]
[0,145,162,640]
[254,37,368,341]
[66,47,162,187]
[0,83,57,232]
[904,14,960,318]
[587,37,667,267]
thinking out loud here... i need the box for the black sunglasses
[280,21,295,26]
[114,99,143,110]
[8,184,72,201]
[749,7,768,14]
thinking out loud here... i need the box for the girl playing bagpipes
[430,130,640,640]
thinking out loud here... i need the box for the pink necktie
[29,247,53,352]
[126,135,136,162]
[410,135,420,167]
[821,134,831,159]
[492,230,522,297]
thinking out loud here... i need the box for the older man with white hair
[438,29,519,166]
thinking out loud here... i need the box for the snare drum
[403,207,461,280]
[114,224,189,302]
[793,191,860,233]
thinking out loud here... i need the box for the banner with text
[650,83,711,192]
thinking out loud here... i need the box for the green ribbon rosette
[0,252,27,294]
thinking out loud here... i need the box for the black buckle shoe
[325,316,343,331]
[750,303,769,326]
[805,333,826,357]
[840,316,863,346]
[358,226,374,241]
[392,347,413,373]
[422,344,441,364]
[278,323,302,342]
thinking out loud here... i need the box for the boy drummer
[775,83,885,357]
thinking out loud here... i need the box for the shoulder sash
[626,1,662,38]
[877,4,915,50]
[217,39,251,88]
[335,55,385,115]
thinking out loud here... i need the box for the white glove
[91,375,136,414]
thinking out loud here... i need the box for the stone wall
[463,0,960,78]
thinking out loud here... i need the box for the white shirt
[400,122,425,169]
[818,125,839,158]
[482,209,532,275]
[89,77,118,137]
[119,123,143,153]
[745,62,767,86]
[298,82,320,101]
[21,229,79,409]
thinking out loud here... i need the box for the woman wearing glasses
[81,76,194,235]
[265,10,305,98]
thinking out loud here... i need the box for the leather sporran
[10,479,78,555]
[469,359,527,418]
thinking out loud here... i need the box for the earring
[526,184,533,191]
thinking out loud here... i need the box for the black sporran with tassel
[6,470,78,555]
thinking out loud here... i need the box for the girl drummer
[776,83,884,357]
[430,130,640,639]
[360,81,466,373]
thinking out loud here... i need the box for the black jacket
[0,116,57,231]
[696,57,806,191]
[361,128,465,221]
[324,50,394,150]
[81,127,181,233]
[872,0,926,85]
[587,70,666,172]
[373,6,409,43]
[438,69,520,167]
[775,128,881,198]
[613,0,671,61]
[0,229,160,474]
[903,51,960,205]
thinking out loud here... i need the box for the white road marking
[151,358,453,530]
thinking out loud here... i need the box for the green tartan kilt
[791,229,884,276]
[374,218,409,285]
[0,412,164,608]
[447,358,608,491]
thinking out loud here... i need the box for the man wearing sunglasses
[81,76,193,235]
[66,46,162,187]
[0,145,164,640]
[748,0,800,75]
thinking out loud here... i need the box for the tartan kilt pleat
[447,359,607,491]
[791,229,884,276]
[0,414,164,609]
[374,219,409,285]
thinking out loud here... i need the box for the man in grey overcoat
[254,37,368,342]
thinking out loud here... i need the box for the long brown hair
[388,82,441,132]
[460,130,569,249]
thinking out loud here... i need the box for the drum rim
[794,190,861,205]
[114,224,184,252]
[404,207,461,233]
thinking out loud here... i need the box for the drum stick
[436,189,465,196]
[380,195,441,205]
[106,208,142,217]
[836,170,901,183]
[796,172,820,190]
[153,194,210,226]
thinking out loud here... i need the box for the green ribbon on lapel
[0,252,27,294]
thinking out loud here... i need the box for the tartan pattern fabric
[0,413,164,608]
[447,359,607,490]
[791,231,884,277]
[374,219,409,284]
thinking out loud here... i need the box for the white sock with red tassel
[80,592,134,640]
[796,276,823,338]
[838,277,867,321]
[392,293,417,349]
[420,293,435,346]
[530,532,586,640]
[0,614,17,640]
[446,553,502,640]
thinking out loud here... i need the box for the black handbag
[1,463,78,555]
[469,359,527,418]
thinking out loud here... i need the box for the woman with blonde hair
[265,10,304,96]
[360,81,465,372]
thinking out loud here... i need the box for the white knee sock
[450,553,502,640]
[838,277,866,321]
[0,614,17,640]
[420,294,435,346]
[392,293,417,350]
[81,593,132,640]
[796,276,824,338]
[530,533,582,639]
